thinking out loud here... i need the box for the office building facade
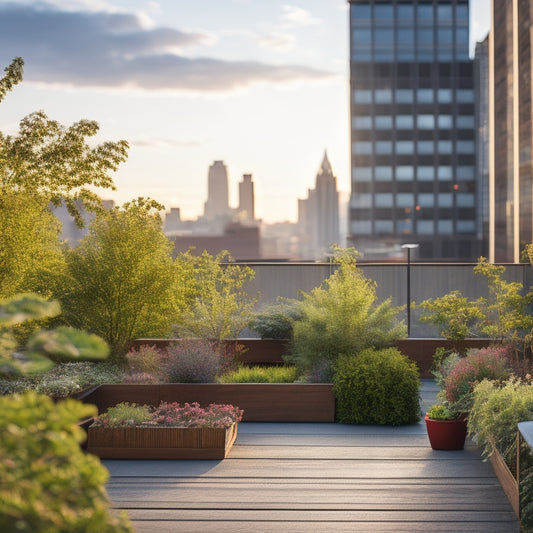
[348,0,481,260]
[490,0,533,262]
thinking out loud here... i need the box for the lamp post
[401,244,419,337]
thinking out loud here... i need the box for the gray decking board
[103,380,520,532]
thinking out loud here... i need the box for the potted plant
[87,401,243,460]
[425,404,468,450]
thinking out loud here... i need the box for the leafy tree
[0,57,23,103]
[0,292,132,532]
[176,250,259,340]
[60,198,188,360]
[288,249,406,378]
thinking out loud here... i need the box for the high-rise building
[348,0,481,260]
[474,35,489,253]
[238,174,255,221]
[204,160,230,221]
[490,0,533,262]
[298,151,340,259]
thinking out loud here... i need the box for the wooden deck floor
[103,381,520,532]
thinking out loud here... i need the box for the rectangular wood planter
[87,421,238,460]
[489,443,519,518]
[81,383,335,422]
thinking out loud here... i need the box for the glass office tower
[348,0,481,260]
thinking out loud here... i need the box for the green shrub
[333,348,420,425]
[426,404,455,420]
[288,251,406,376]
[217,365,299,383]
[95,402,152,427]
[248,301,302,339]
[0,391,132,532]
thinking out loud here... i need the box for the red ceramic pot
[425,414,468,450]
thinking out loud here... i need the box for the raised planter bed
[131,338,494,378]
[87,422,238,460]
[81,383,335,422]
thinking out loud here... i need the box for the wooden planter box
[81,383,335,422]
[489,444,519,518]
[87,422,238,460]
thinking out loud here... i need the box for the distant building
[164,207,182,233]
[238,174,255,221]
[490,0,533,262]
[298,151,340,259]
[204,161,231,221]
[171,222,261,260]
[348,0,481,261]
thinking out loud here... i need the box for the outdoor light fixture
[401,244,419,337]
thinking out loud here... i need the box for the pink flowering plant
[443,345,511,413]
[91,401,243,429]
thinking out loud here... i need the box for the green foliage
[468,378,533,461]
[288,252,406,374]
[0,294,109,377]
[94,402,152,428]
[60,198,184,361]
[418,290,484,340]
[426,404,455,420]
[333,347,420,426]
[248,300,302,339]
[0,57,23,103]
[0,362,123,398]
[0,190,65,298]
[177,250,259,340]
[217,365,299,383]
[0,391,133,532]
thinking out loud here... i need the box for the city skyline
[0,0,490,224]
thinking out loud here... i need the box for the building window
[396,115,414,129]
[418,141,434,154]
[438,115,453,128]
[418,193,434,207]
[438,194,453,207]
[354,141,373,155]
[457,220,475,233]
[396,141,415,154]
[417,220,434,234]
[353,116,372,129]
[417,89,434,103]
[375,89,393,103]
[353,28,371,44]
[396,89,414,103]
[437,140,453,154]
[375,220,394,233]
[456,140,475,153]
[352,5,371,20]
[375,166,393,180]
[351,193,372,208]
[437,89,453,103]
[351,220,372,235]
[397,193,414,208]
[375,193,393,207]
[456,116,475,128]
[353,90,372,104]
[457,89,474,103]
[418,167,434,180]
[417,4,433,20]
[438,166,453,180]
[375,115,393,129]
[457,193,475,207]
[417,115,435,129]
[457,166,474,180]
[438,220,453,234]
[352,167,372,181]
[376,141,393,154]
[397,166,414,180]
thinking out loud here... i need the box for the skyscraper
[299,151,340,259]
[238,174,255,221]
[490,0,533,262]
[348,0,481,260]
[204,160,230,221]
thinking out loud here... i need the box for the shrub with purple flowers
[164,339,221,383]
[444,345,511,410]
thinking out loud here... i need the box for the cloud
[257,30,296,51]
[281,5,321,27]
[0,2,331,92]
[131,137,200,148]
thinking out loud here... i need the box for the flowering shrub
[151,402,243,428]
[445,346,511,408]
[125,345,164,379]
[92,401,243,429]
[164,339,221,383]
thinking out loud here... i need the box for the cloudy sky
[0,0,490,223]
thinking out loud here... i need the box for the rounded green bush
[333,347,420,425]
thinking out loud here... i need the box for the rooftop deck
[103,380,520,532]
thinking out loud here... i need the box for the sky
[0,0,490,223]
